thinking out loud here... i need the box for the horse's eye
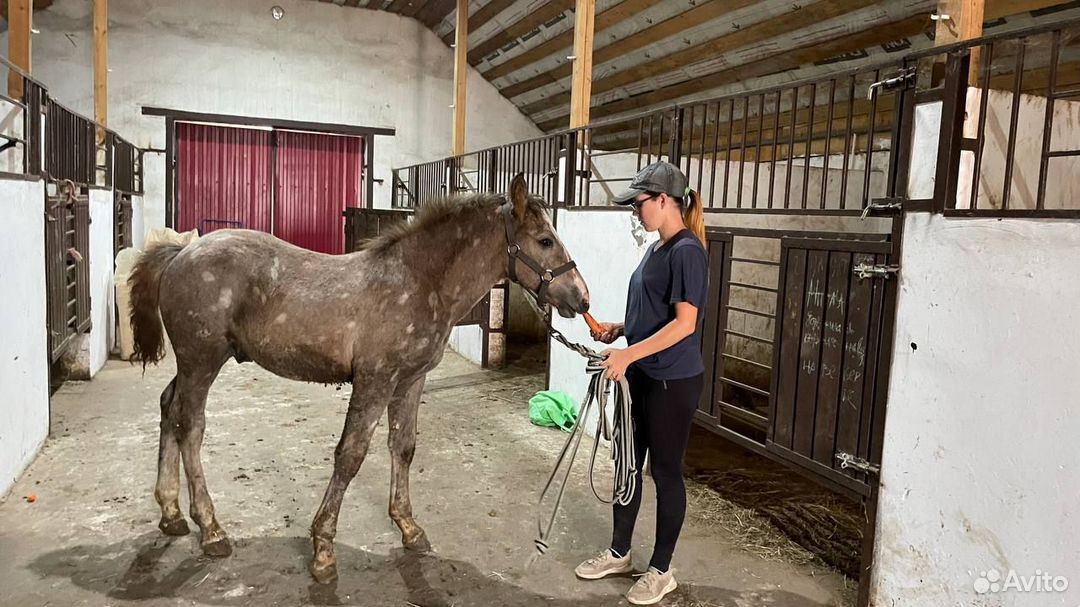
[539,238,554,248]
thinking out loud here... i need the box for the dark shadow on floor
[27,532,832,607]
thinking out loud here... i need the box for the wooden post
[94,0,108,142]
[451,0,468,157]
[7,0,32,100]
[568,0,595,129]
[935,0,984,84]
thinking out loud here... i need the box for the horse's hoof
[158,517,190,536]
[201,537,232,557]
[403,530,431,553]
[309,560,338,584]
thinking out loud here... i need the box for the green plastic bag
[529,391,578,432]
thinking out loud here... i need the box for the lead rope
[518,291,637,566]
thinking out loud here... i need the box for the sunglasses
[630,193,658,211]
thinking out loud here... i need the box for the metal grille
[45,185,91,362]
[44,99,96,186]
[114,134,143,194]
[114,191,133,258]
[932,22,1080,216]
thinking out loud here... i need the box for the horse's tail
[130,244,184,369]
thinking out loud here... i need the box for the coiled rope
[520,293,637,565]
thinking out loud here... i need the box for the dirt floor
[0,344,851,606]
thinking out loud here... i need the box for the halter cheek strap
[501,201,577,304]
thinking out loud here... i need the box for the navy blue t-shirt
[624,229,709,380]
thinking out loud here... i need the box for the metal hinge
[861,197,904,219]
[867,66,916,100]
[853,263,899,280]
[836,452,881,475]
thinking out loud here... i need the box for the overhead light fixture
[271,5,285,20]
[31,28,41,34]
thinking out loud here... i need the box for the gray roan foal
[128,175,590,583]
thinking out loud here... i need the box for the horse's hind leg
[310,378,391,584]
[388,377,429,551]
[155,377,189,536]
[175,359,231,556]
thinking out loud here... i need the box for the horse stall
[2,2,1078,607]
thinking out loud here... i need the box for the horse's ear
[510,173,528,221]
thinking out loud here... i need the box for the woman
[576,161,708,606]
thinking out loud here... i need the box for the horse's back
[158,229,395,383]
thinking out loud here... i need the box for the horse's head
[503,174,590,318]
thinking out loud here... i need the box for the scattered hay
[686,480,818,567]
[685,477,860,607]
[687,467,864,578]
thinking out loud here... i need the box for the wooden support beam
[416,0,457,28]
[441,0,514,45]
[386,0,414,15]
[499,0,757,99]
[934,0,985,45]
[935,0,984,84]
[94,0,108,141]
[401,0,433,19]
[536,15,930,131]
[529,0,1064,130]
[452,0,468,156]
[468,0,574,65]
[593,59,1079,151]
[568,0,595,129]
[513,0,879,107]
[482,0,669,82]
[7,0,31,99]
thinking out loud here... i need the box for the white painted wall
[549,208,658,434]
[88,188,115,375]
[871,213,1080,606]
[448,325,483,367]
[0,178,49,498]
[16,0,541,234]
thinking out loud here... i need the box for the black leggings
[611,366,703,572]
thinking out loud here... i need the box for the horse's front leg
[387,376,429,551]
[309,377,390,584]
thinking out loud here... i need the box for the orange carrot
[583,312,602,336]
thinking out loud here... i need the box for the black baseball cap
[612,161,690,205]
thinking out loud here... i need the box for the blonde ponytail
[682,189,706,246]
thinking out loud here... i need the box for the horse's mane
[361,191,546,255]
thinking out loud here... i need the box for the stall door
[176,123,363,254]
[176,122,272,235]
[274,130,363,254]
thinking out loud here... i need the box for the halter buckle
[541,269,555,283]
[507,244,520,255]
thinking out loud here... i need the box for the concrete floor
[0,345,848,606]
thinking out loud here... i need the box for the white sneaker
[626,567,677,605]
[574,549,633,580]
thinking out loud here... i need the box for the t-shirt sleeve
[669,243,709,308]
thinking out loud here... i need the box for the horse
[128,175,590,583]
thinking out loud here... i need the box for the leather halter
[501,200,577,305]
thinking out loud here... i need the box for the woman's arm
[599,302,698,381]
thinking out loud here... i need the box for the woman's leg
[643,373,704,572]
[610,366,655,557]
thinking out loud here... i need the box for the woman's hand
[592,322,623,344]
[600,347,635,382]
